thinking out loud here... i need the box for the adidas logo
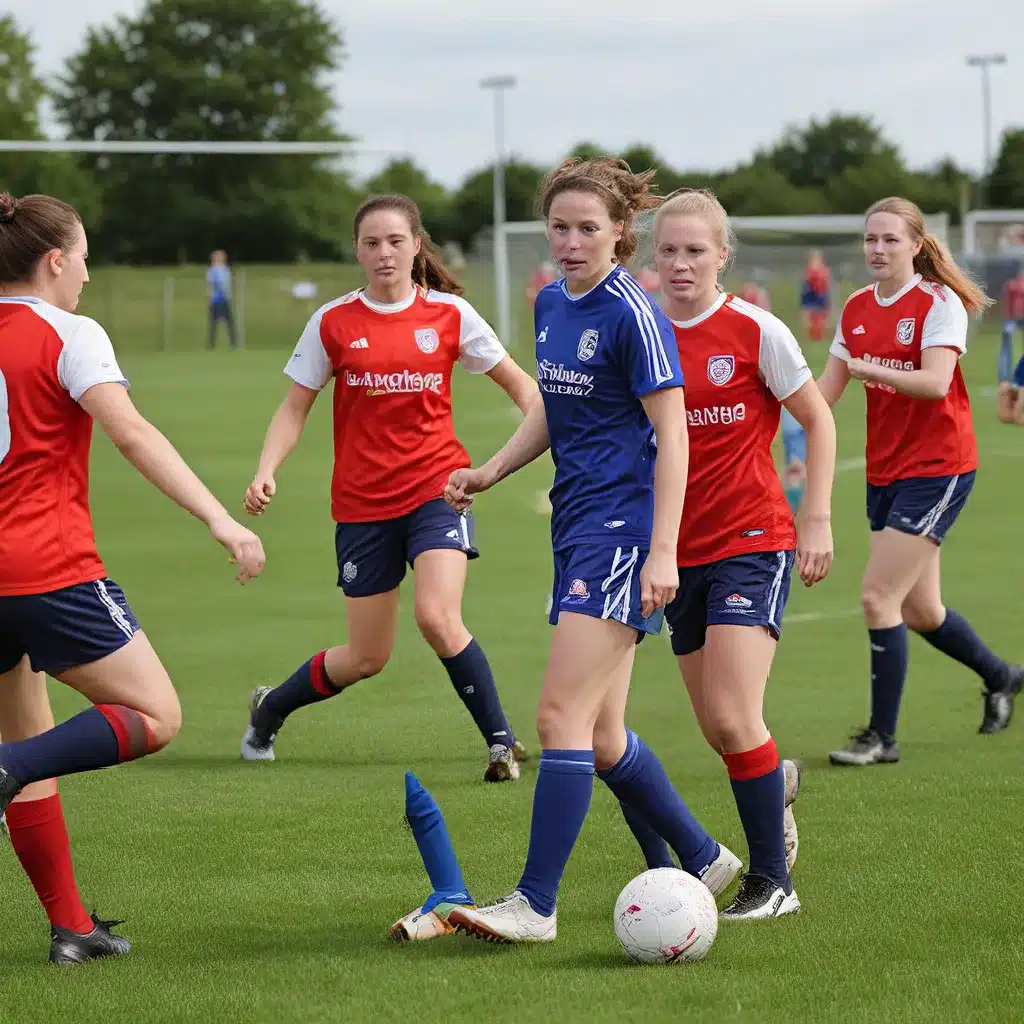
[446,529,460,539]
[349,337,369,349]
[851,325,866,335]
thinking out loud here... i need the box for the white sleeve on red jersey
[757,315,812,401]
[56,317,129,401]
[829,322,851,361]
[452,296,507,374]
[920,285,969,354]
[284,306,334,390]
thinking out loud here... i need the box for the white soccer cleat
[483,744,521,782]
[720,874,801,921]
[0,812,6,838]
[390,902,464,942]
[240,686,280,762]
[448,891,557,943]
[697,843,743,897]
[783,758,801,872]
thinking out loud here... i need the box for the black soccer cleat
[0,763,20,817]
[49,913,132,966]
[829,727,900,766]
[240,686,284,761]
[720,873,800,921]
[979,664,1024,735]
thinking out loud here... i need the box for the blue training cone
[404,771,473,913]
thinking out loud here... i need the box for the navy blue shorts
[549,543,665,638]
[1014,354,1024,389]
[0,578,140,676]
[334,498,478,598]
[665,551,795,656]
[866,472,975,544]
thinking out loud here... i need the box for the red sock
[6,793,94,934]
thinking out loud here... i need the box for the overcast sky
[8,0,1024,187]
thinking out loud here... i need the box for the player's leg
[997,318,1015,397]
[1013,352,1024,424]
[593,649,739,892]
[242,520,404,760]
[780,409,807,514]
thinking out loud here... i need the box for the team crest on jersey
[895,318,915,346]
[414,328,440,354]
[577,329,599,362]
[707,355,735,386]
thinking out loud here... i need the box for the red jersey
[806,266,831,297]
[671,293,810,567]
[1003,277,1024,320]
[738,283,771,311]
[286,287,506,523]
[831,275,977,486]
[0,298,128,596]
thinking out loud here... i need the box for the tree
[988,128,1024,209]
[714,161,829,217]
[362,158,452,242]
[53,0,352,262]
[448,159,546,250]
[0,15,98,218]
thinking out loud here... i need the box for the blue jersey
[534,265,684,552]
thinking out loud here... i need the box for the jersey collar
[669,290,728,329]
[873,273,921,307]
[558,264,620,303]
[358,287,418,314]
[0,295,42,305]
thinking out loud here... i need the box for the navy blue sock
[440,639,515,748]
[723,741,789,891]
[517,749,594,916]
[0,707,120,787]
[599,731,717,877]
[917,609,1007,692]
[868,625,909,738]
[261,651,340,722]
[616,799,676,870]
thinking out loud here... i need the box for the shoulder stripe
[605,275,675,385]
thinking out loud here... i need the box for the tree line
[1,2,1022,265]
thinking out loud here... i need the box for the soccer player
[241,195,536,781]
[0,191,265,962]
[738,280,771,311]
[997,262,1024,425]
[800,250,832,342]
[526,260,558,306]
[818,197,1023,763]
[206,249,238,349]
[439,157,740,944]
[645,189,835,919]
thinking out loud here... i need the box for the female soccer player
[800,250,832,342]
[644,189,836,919]
[819,197,1023,764]
[996,263,1024,425]
[0,191,265,962]
[241,195,536,781]
[438,158,741,944]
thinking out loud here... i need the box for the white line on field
[786,607,862,625]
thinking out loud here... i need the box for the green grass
[2,318,1023,1023]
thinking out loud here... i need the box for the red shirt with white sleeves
[0,297,129,596]
[831,275,977,487]
[671,293,811,567]
[285,287,507,523]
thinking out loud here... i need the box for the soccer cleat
[697,842,743,896]
[484,744,521,782]
[449,891,557,944]
[49,913,132,966]
[390,901,467,942]
[783,758,801,872]
[829,727,900,766]
[0,812,6,838]
[240,686,283,761]
[720,874,801,921]
[979,664,1024,735]
[0,763,20,817]
[511,739,530,763]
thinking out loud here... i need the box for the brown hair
[866,196,992,315]
[0,192,82,285]
[539,157,660,264]
[653,188,737,276]
[353,194,463,296]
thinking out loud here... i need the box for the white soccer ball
[613,867,718,964]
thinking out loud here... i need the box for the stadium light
[966,53,1007,202]
[480,75,517,344]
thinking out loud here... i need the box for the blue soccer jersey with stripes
[533,265,684,552]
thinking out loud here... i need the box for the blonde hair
[653,188,737,276]
[539,156,660,264]
[866,197,992,315]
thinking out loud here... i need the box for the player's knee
[902,599,944,634]
[351,649,389,681]
[535,698,577,748]
[698,710,764,754]
[860,580,898,623]
[413,601,465,656]
[592,723,627,771]
[146,692,182,751]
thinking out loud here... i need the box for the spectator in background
[997,262,1024,425]
[738,280,771,310]
[800,250,832,341]
[525,261,557,306]
[206,250,238,349]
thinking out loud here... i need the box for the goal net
[962,209,1024,300]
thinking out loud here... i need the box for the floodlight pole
[966,53,1007,204]
[480,75,516,344]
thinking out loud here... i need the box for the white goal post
[962,209,1024,257]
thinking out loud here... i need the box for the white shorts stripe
[93,580,134,641]
[600,546,640,624]
[914,475,959,537]
[766,552,788,630]
[459,514,471,551]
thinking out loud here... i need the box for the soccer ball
[613,867,718,964]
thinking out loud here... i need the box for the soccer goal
[500,213,951,346]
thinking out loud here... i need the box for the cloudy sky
[8,0,1024,187]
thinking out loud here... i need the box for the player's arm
[80,384,265,583]
[816,320,853,407]
[485,355,540,416]
[847,348,958,399]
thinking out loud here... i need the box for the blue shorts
[1014,354,1024,389]
[0,579,140,676]
[866,472,975,544]
[781,409,806,465]
[334,498,478,598]
[549,543,665,639]
[665,551,795,656]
